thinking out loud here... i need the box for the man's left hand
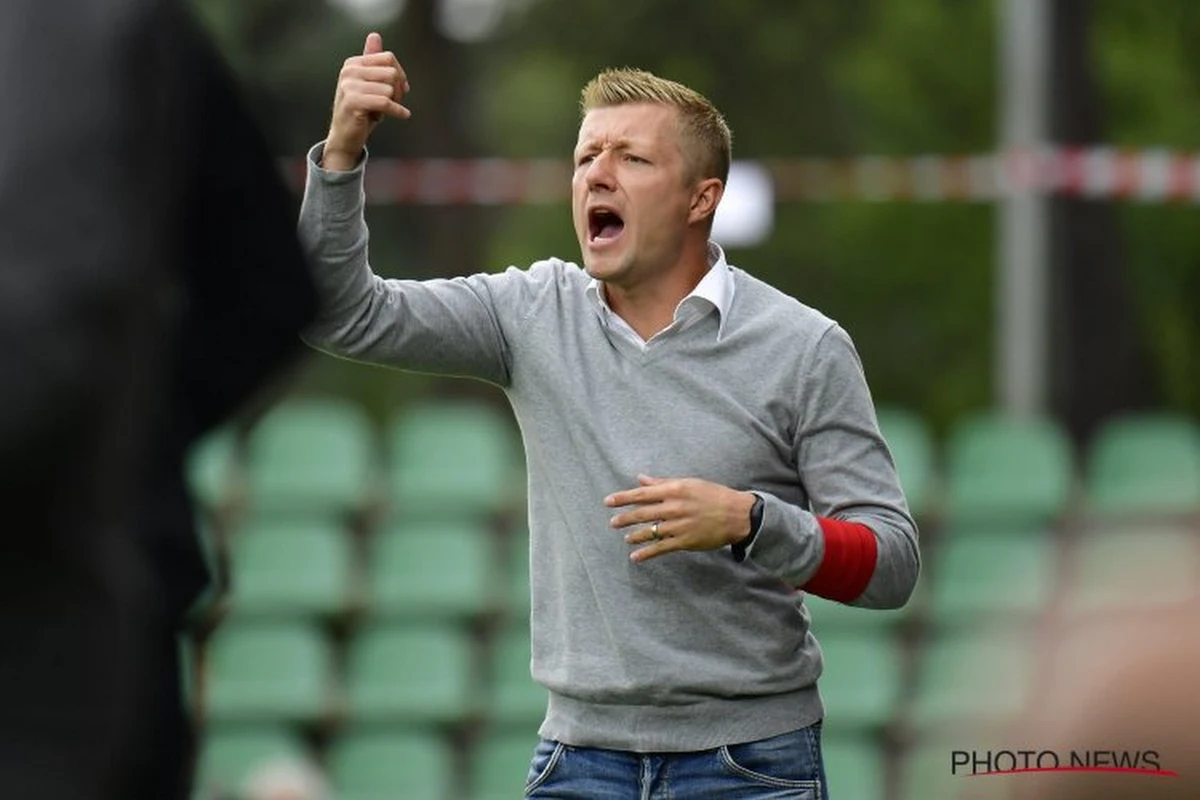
[605,474,757,563]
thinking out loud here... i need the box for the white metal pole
[997,0,1050,416]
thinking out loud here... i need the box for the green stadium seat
[1064,524,1199,615]
[927,528,1055,625]
[1085,414,1200,517]
[245,398,374,514]
[944,413,1073,526]
[367,520,498,619]
[205,621,334,723]
[328,728,455,800]
[910,629,1035,731]
[227,519,354,617]
[488,626,547,726]
[196,726,310,798]
[187,426,239,511]
[823,735,886,800]
[817,632,903,732]
[804,593,909,631]
[390,401,523,519]
[470,730,538,800]
[876,405,936,517]
[346,624,477,724]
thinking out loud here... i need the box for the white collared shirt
[585,241,735,350]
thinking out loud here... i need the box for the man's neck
[604,246,711,341]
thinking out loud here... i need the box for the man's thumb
[364,32,383,56]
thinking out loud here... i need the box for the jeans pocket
[524,738,565,795]
[718,725,824,791]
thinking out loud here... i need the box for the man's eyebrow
[574,137,637,155]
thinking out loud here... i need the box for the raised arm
[299,33,512,385]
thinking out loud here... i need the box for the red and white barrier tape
[285,146,1200,205]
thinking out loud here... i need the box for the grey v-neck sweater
[298,145,920,752]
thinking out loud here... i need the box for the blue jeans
[524,722,828,799]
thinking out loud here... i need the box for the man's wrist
[731,492,764,562]
[319,141,362,172]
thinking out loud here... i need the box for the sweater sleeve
[297,142,518,386]
[744,324,920,609]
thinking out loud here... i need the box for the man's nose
[585,152,616,191]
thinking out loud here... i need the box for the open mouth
[588,207,625,244]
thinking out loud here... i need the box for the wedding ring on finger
[650,521,661,541]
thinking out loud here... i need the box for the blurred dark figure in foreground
[0,1,315,798]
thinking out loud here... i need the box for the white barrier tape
[286,147,1200,205]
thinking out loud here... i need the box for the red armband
[800,518,878,603]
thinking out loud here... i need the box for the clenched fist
[322,32,410,171]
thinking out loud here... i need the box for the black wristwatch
[731,493,764,563]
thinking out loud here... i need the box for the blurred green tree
[1092,0,1200,422]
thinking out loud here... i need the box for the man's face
[572,103,695,287]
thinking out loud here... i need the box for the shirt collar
[585,241,735,340]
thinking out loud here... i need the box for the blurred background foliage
[192,0,1199,435]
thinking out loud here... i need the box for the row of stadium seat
[810,522,1200,630]
[190,397,1200,524]
[880,407,1200,521]
[189,399,525,520]
[218,520,529,620]
[205,621,540,728]
[202,618,985,734]
[197,723,511,800]
[213,513,1200,626]
[204,554,1200,741]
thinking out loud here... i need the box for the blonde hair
[580,68,732,185]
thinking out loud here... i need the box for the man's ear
[688,178,724,226]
